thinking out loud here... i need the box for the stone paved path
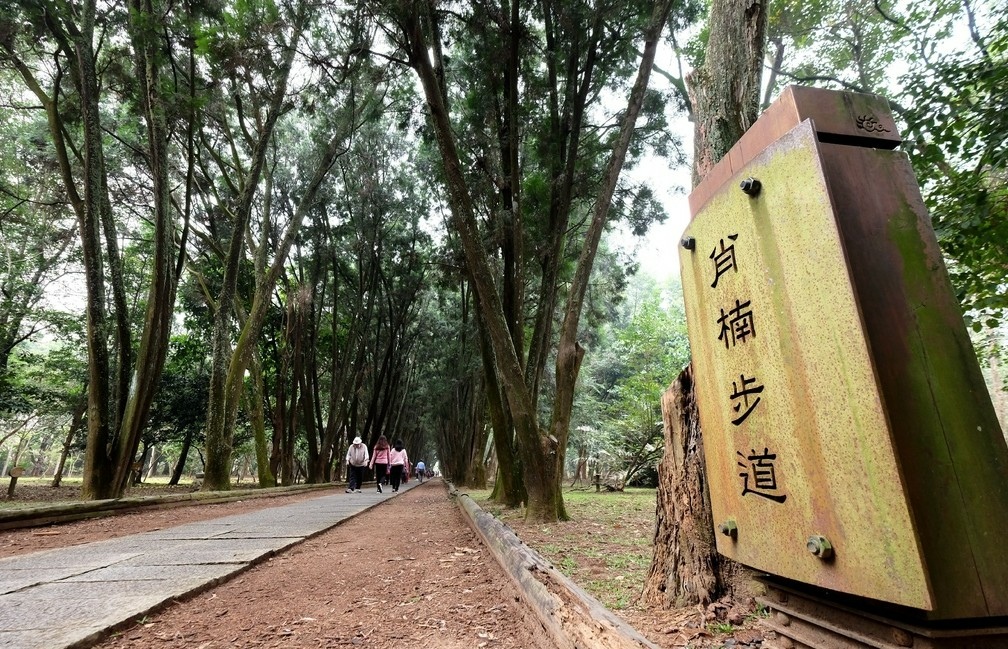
[0,486,410,649]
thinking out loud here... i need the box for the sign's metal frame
[681,86,1008,621]
[681,119,931,610]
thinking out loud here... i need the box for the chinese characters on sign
[708,234,787,504]
[718,299,756,349]
[710,234,739,288]
[737,449,787,503]
[730,373,764,425]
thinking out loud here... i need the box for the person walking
[415,460,426,483]
[345,437,369,493]
[389,439,410,492]
[369,434,391,493]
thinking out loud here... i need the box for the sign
[680,119,931,609]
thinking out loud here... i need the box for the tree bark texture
[642,0,767,608]
[72,3,117,500]
[687,0,767,186]
[477,296,524,507]
[641,365,736,607]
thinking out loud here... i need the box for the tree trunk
[132,441,150,485]
[247,352,276,487]
[111,0,181,496]
[645,0,767,608]
[641,365,737,606]
[74,7,117,500]
[202,21,305,491]
[570,445,588,487]
[686,0,767,187]
[144,446,162,481]
[8,0,181,500]
[477,300,524,506]
[52,391,86,488]
[546,0,675,521]
[169,428,193,486]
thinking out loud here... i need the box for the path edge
[447,482,660,649]
[0,483,344,530]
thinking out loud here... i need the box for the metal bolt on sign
[739,177,762,197]
[807,535,834,560]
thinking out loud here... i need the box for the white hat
[353,436,362,444]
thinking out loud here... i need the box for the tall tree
[198,4,392,490]
[0,0,186,498]
[198,1,310,491]
[898,4,1007,330]
[379,0,676,521]
[643,0,767,608]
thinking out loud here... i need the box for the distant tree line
[0,0,1003,539]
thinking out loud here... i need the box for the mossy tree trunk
[643,0,766,607]
[395,0,673,522]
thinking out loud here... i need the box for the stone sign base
[757,578,1008,649]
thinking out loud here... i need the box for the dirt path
[78,481,553,649]
[1,481,770,648]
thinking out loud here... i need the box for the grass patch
[708,621,736,634]
[557,555,578,575]
[466,486,656,611]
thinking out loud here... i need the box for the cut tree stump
[640,363,740,609]
[7,467,25,498]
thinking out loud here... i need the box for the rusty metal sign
[680,119,931,610]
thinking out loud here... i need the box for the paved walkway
[0,484,414,649]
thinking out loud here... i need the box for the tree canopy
[0,0,1003,508]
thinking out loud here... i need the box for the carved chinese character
[709,234,739,289]
[730,374,764,425]
[737,448,787,503]
[717,298,756,349]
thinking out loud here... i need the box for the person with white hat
[345,436,369,493]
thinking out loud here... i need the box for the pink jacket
[370,447,391,468]
[390,448,409,467]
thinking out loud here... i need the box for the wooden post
[7,467,24,498]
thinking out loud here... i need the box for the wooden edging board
[447,483,658,649]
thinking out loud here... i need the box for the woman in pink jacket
[389,439,410,492]
[369,435,391,493]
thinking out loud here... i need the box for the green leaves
[575,274,689,485]
[900,11,1008,329]
[763,0,1007,334]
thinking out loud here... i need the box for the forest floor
[0,479,771,648]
